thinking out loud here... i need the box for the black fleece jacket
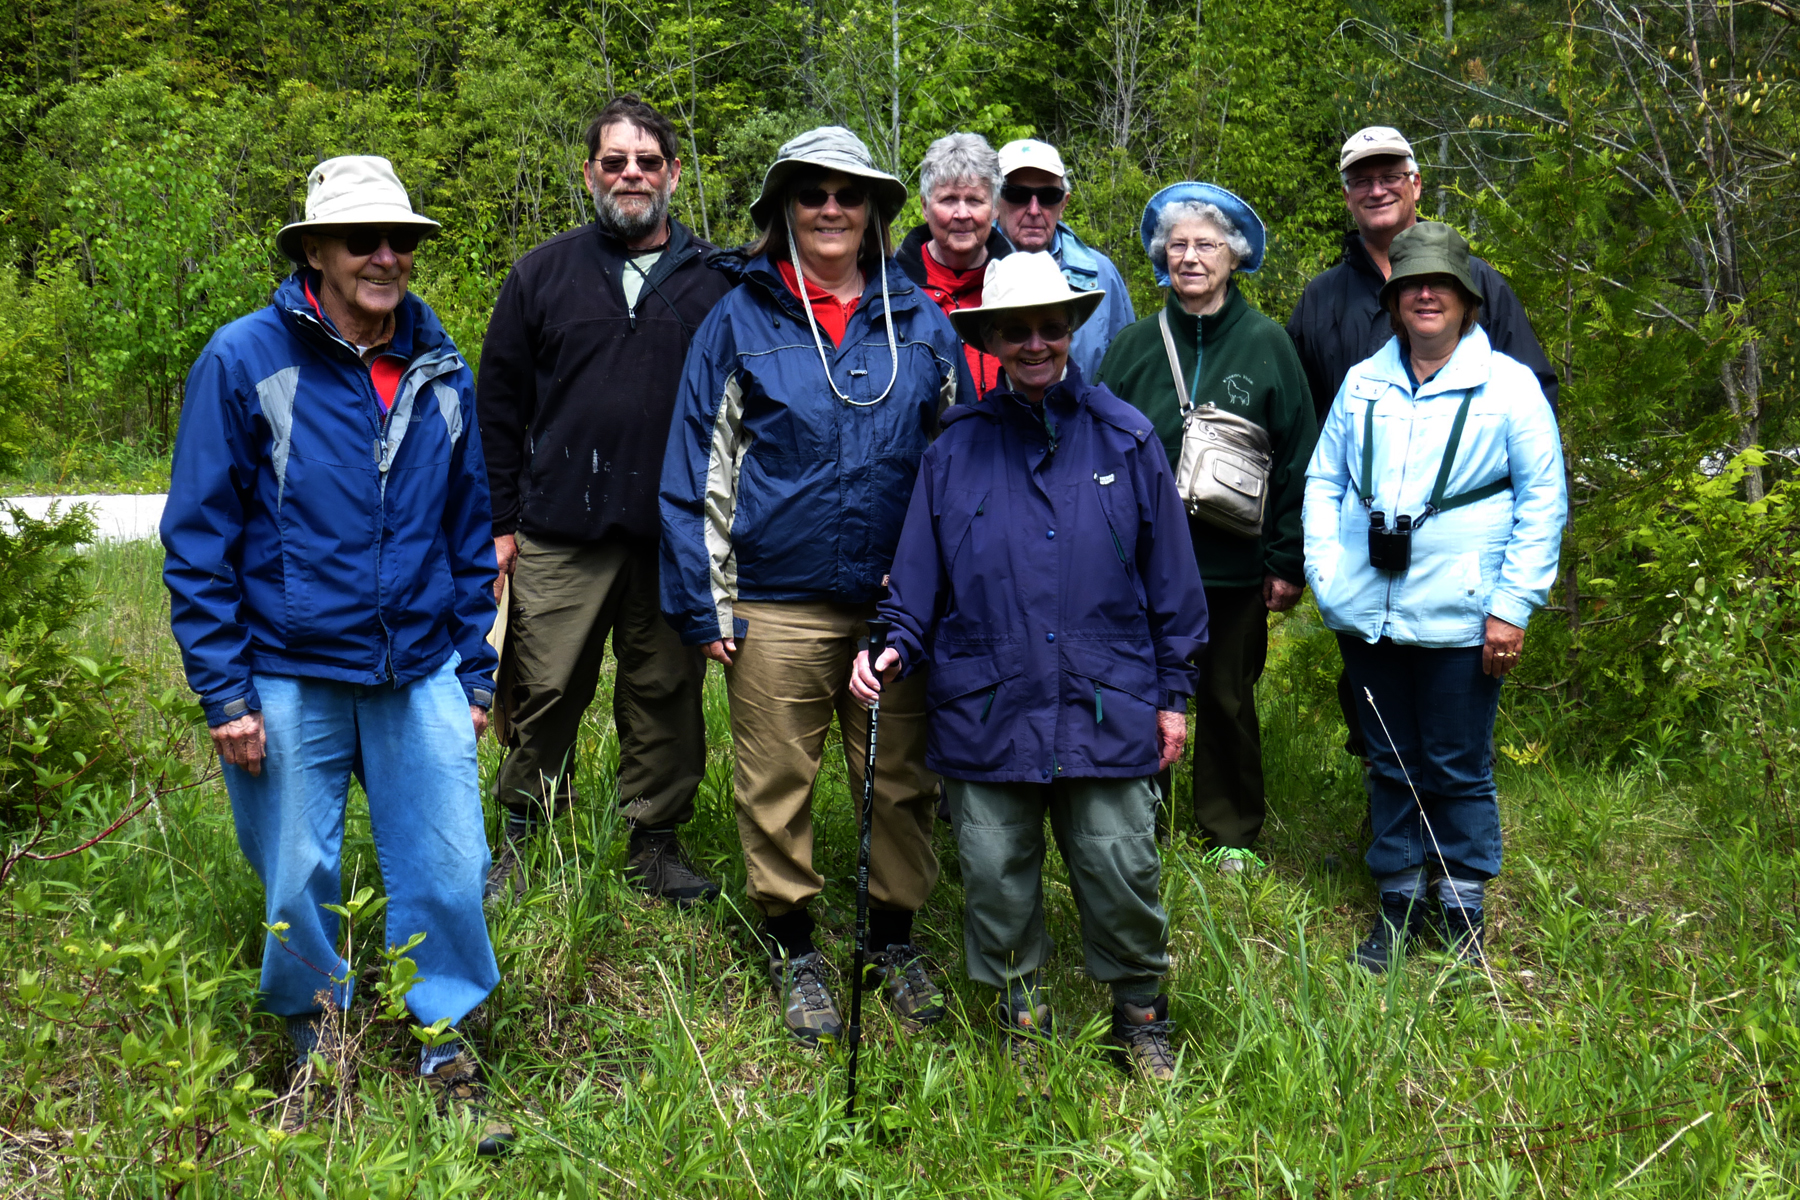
[477,217,732,544]
[1286,231,1559,427]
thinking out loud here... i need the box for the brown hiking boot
[484,821,529,904]
[1108,995,1176,1082]
[423,1051,514,1156]
[997,981,1053,1068]
[868,943,947,1029]
[770,950,843,1046]
[626,830,720,907]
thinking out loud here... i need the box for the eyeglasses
[794,185,868,210]
[340,228,424,256]
[1166,239,1229,260]
[593,152,669,175]
[994,320,1071,344]
[1397,276,1460,296]
[1000,184,1067,208]
[1345,171,1416,195]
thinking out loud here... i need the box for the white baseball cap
[276,155,440,263]
[1339,126,1415,172]
[998,139,1068,184]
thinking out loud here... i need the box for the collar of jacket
[275,270,439,361]
[894,223,1013,285]
[1339,230,1389,284]
[1364,322,1494,399]
[735,250,923,324]
[1162,281,1248,346]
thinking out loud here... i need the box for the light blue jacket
[996,223,1136,381]
[1302,326,1566,647]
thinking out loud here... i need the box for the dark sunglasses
[594,152,669,175]
[995,321,1071,344]
[794,185,869,210]
[1000,184,1067,207]
[341,227,424,256]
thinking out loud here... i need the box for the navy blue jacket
[879,368,1209,782]
[659,251,975,646]
[162,273,499,726]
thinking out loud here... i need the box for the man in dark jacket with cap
[479,94,732,903]
[1286,126,1558,763]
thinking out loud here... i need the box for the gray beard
[593,184,671,242]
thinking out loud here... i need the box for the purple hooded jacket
[879,366,1209,783]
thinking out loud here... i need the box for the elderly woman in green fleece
[1095,182,1317,868]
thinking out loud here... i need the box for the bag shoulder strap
[1359,383,1511,516]
[1156,309,1191,417]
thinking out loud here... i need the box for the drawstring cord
[786,223,899,407]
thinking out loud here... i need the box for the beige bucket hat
[948,252,1105,345]
[276,156,441,263]
[749,126,907,230]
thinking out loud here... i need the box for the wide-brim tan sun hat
[1378,221,1484,308]
[749,126,907,231]
[276,155,441,264]
[948,252,1105,346]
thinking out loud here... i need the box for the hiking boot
[423,1051,514,1157]
[997,980,1053,1067]
[771,950,843,1045]
[484,819,531,904]
[868,943,947,1029]
[626,830,720,907]
[1353,892,1428,974]
[1439,903,1487,967]
[276,1061,322,1133]
[1108,995,1177,1082]
[1202,846,1267,875]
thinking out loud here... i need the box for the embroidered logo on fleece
[1223,374,1253,407]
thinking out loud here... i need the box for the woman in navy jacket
[852,252,1207,1081]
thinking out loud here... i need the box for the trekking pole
[845,618,889,1122]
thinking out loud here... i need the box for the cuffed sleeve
[476,268,535,536]
[1260,329,1320,586]
[877,456,946,679]
[442,377,501,699]
[1134,433,1208,699]
[1489,380,1567,628]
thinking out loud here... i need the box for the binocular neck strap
[1358,385,1508,519]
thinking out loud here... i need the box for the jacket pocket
[1059,641,1160,769]
[926,644,1025,774]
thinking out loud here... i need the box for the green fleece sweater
[1095,285,1317,588]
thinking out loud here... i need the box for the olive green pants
[726,600,939,918]
[494,534,706,827]
[945,775,1168,990]
[1188,584,1268,849]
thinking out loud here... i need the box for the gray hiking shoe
[423,1051,514,1157]
[1108,995,1176,1082]
[868,943,947,1029]
[484,818,531,904]
[626,831,720,907]
[770,950,843,1045]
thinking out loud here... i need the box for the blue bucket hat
[1139,182,1266,285]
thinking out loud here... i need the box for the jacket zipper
[1094,685,1103,725]
[980,688,996,723]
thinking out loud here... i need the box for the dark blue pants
[1337,636,1504,882]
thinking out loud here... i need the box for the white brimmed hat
[948,252,1105,345]
[276,156,441,263]
[1339,126,1415,172]
[997,139,1068,183]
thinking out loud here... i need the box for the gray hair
[1339,156,1419,188]
[919,132,1001,206]
[1149,202,1251,276]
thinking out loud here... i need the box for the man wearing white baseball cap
[162,154,509,1151]
[1285,127,1559,776]
[993,139,1136,382]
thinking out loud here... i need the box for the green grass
[0,441,172,497]
[3,545,1799,1196]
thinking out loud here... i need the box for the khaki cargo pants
[726,600,939,918]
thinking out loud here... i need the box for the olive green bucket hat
[1378,221,1484,308]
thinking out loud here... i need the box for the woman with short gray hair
[897,131,1012,393]
[1095,182,1317,870]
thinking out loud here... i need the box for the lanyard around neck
[1358,383,1508,522]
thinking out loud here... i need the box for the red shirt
[777,259,860,346]
[303,277,406,411]
[919,248,1002,395]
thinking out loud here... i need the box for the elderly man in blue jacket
[160,156,507,1152]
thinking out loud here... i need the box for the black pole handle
[865,618,891,665]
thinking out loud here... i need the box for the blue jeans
[1337,636,1504,882]
[224,658,499,1024]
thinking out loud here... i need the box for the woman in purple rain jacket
[850,251,1208,1081]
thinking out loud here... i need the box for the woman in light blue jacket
[1302,221,1566,972]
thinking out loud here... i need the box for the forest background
[6,0,1800,1195]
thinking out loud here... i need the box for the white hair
[919,132,1001,205]
[1340,156,1419,187]
[1148,202,1251,276]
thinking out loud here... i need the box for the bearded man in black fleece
[477,94,732,904]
